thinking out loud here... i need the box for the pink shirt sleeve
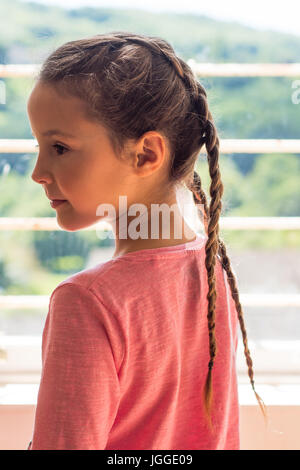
[28,283,122,450]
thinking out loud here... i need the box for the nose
[31,156,53,185]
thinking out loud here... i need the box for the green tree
[231,153,300,216]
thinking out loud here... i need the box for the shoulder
[53,259,116,291]
[47,258,134,325]
[47,263,125,368]
[49,258,126,302]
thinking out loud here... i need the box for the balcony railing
[2,62,300,77]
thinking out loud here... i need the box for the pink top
[28,233,240,450]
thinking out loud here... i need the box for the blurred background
[0,0,299,450]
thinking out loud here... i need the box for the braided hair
[34,31,267,430]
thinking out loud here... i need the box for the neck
[111,195,197,258]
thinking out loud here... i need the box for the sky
[20,0,300,37]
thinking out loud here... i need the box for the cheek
[86,154,129,193]
[59,150,130,201]
[57,155,89,183]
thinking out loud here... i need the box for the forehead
[27,82,94,135]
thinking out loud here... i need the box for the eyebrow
[31,129,76,138]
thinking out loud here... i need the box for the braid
[99,32,187,81]
[191,168,267,422]
[217,240,268,422]
[189,105,268,428]
[126,36,185,80]
[197,116,223,430]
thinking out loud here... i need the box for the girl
[26,31,266,450]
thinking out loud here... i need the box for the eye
[33,143,68,155]
[53,144,68,155]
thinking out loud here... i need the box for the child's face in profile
[27,81,139,231]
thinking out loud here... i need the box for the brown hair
[34,31,267,430]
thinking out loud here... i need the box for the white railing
[1,336,300,385]
[2,137,300,154]
[2,62,300,77]
[0,216,300,231]
[1,293,300,310]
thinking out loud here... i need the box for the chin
[56,221,81,232]
[56,214,101,232]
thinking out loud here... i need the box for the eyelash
[35,144,68,155]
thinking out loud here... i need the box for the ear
[134,131,167,177]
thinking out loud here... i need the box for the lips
[50,199,67,209]
[46,194,67,201]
